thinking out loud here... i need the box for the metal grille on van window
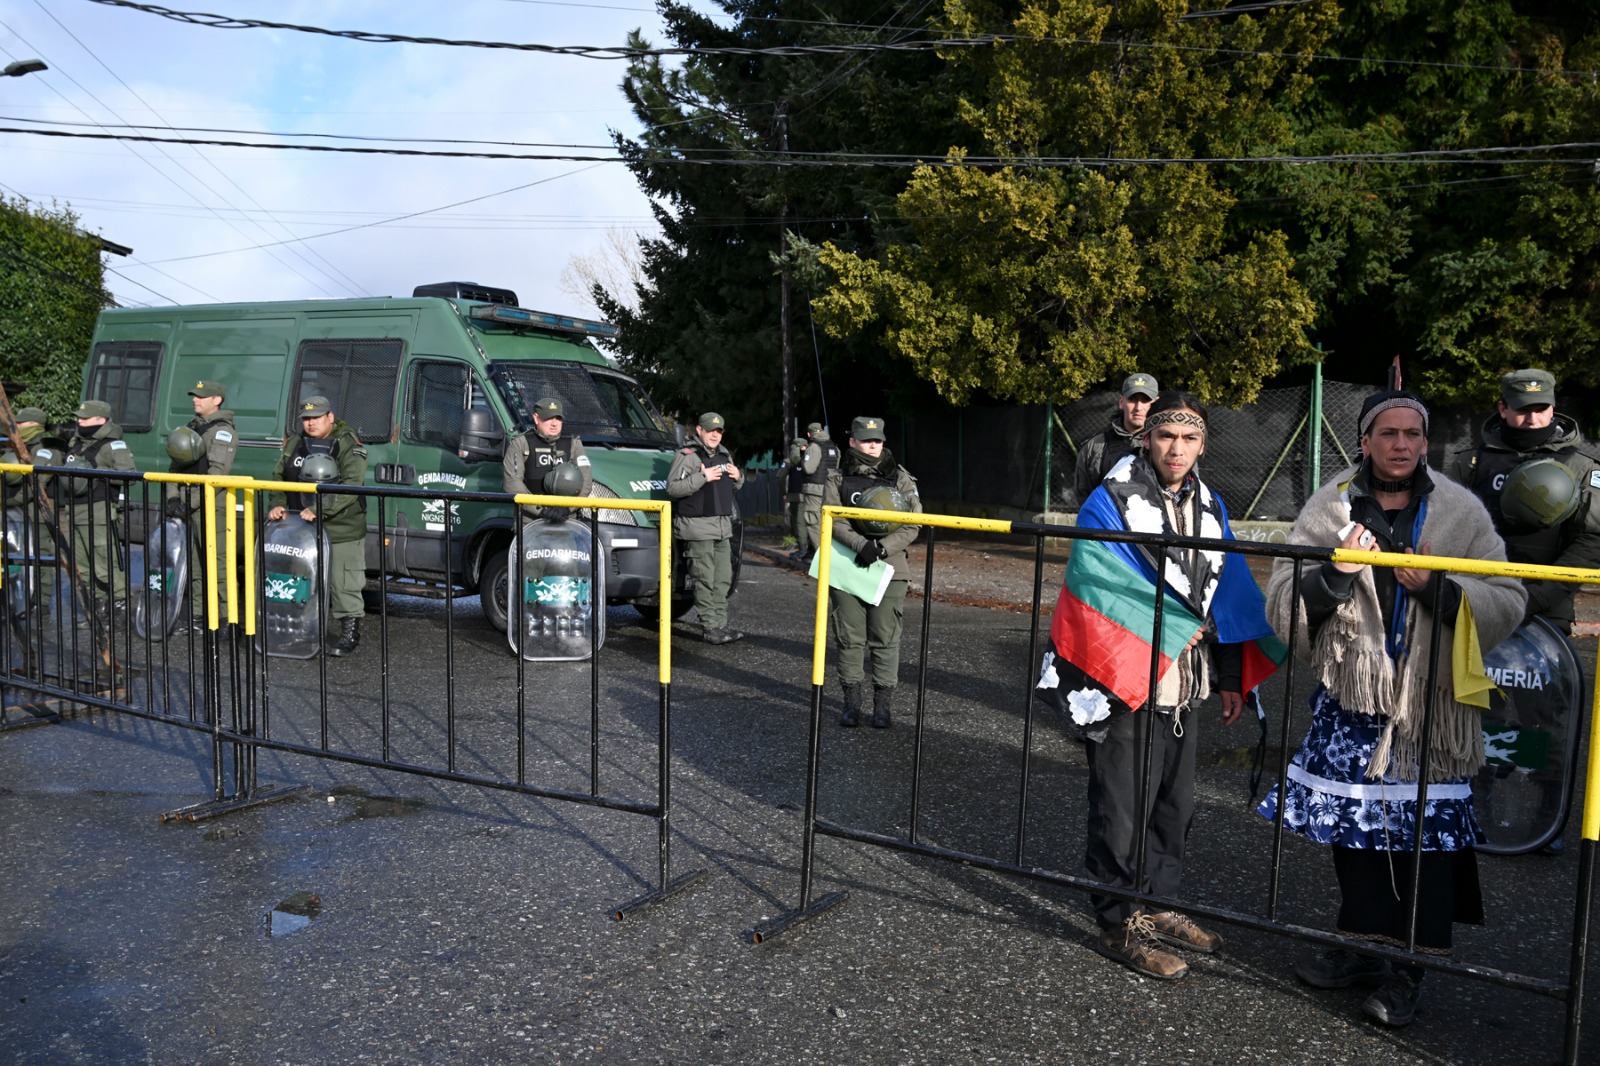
[588,481,638,527]
[295,338,402,444]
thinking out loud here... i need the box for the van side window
[404,360,472,451]
[291,338,402,443]
[86,341,163,432]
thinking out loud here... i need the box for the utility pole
[777,100,794,448]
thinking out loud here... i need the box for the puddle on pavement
[267,891,322,937]
[338,793,427,821]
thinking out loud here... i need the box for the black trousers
[1332,845,1483,954]
[1084,708,1196,929]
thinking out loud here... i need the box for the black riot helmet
[851,483,909,537]
[1501,458,1581,530]
[543,461,585,497]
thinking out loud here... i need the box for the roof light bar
[468,303,618,339]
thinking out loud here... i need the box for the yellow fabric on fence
[1452,594,1499,710]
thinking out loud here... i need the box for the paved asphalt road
[1,547,1596,1065]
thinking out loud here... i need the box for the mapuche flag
[1051,478,1285,713]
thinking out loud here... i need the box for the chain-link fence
[734,379,1481,524]
[893,380,1479,521]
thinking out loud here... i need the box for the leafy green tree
[1263,2,1600,404]
[599,2,972,449]
[0,196,106,420]
[811,0,1335,408]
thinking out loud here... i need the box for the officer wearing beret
[1074,373,1158,508]
[267,396,369,656]
[667,412,745,644]
[824,415,922,727]
[1445,368,1600,632]
[63,398,137,622]
[503,396,592,521]
[166,380,239,629]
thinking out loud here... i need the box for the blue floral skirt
[1258,685,1484,852]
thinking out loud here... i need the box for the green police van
[81,281,691,626]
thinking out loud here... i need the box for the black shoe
[1294,948,1390,989]
[1362,970,1423,1027]
[870,685,894,728]
[721,628,745,643]
[326,617,360,657]
[839,682,863,728]
[701,627,726,645]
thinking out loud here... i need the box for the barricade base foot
[160,784,312,823]
[748,891,849,944]
[612,869,708,921]
[0,701,64,730]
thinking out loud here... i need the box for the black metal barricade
[0,463,702,919]
[755,504,1598,1066]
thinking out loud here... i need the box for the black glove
[854,538,884,567]
[164,496,190,520]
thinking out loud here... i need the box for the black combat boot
[871,685,894,728]
[327,616,360,657]
[839,682,863,728]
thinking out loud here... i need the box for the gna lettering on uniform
[1485,666,1547,690]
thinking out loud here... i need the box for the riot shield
[508,517,606,662]
[1473,616,1583,855]
[255,516,330,659]
[4,507,37,622]
[133,517,190,640]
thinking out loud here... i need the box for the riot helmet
[851,483,909,537]
[542,461,585,497]
[1501,458,1581,530]
[166,426,206,463]
[300,453,339,483]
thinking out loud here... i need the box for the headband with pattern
[1143,410,1207,435]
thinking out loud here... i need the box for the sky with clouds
[0,0,703,317]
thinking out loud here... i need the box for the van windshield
[489,361,675,447]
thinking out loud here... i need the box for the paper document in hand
[808,540,894,606]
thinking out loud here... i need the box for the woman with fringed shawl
[1260,390,1525,1027]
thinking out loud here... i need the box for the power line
[32,0,369,298]
[139,163,609,265]
[83,0,1600,78]
[7,122,1600,168]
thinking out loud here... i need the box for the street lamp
[3,59,47,78]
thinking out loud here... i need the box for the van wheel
[480,550,510,632]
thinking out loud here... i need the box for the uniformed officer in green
[666,412,745,644]
[1445,367,1600,856]
[266,396,369,656]
[165,380,239,628]
[1445,368,1600,631]
[799,422,840,563]
[502,396,591,520]
[824,415,922,728]
[3,407,58,613]
[63,398,136,619]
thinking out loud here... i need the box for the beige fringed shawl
[1266,466,1526,781]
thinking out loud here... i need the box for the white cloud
[1,0,693,316]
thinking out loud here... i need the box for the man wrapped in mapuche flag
[1037,389,1284,981]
